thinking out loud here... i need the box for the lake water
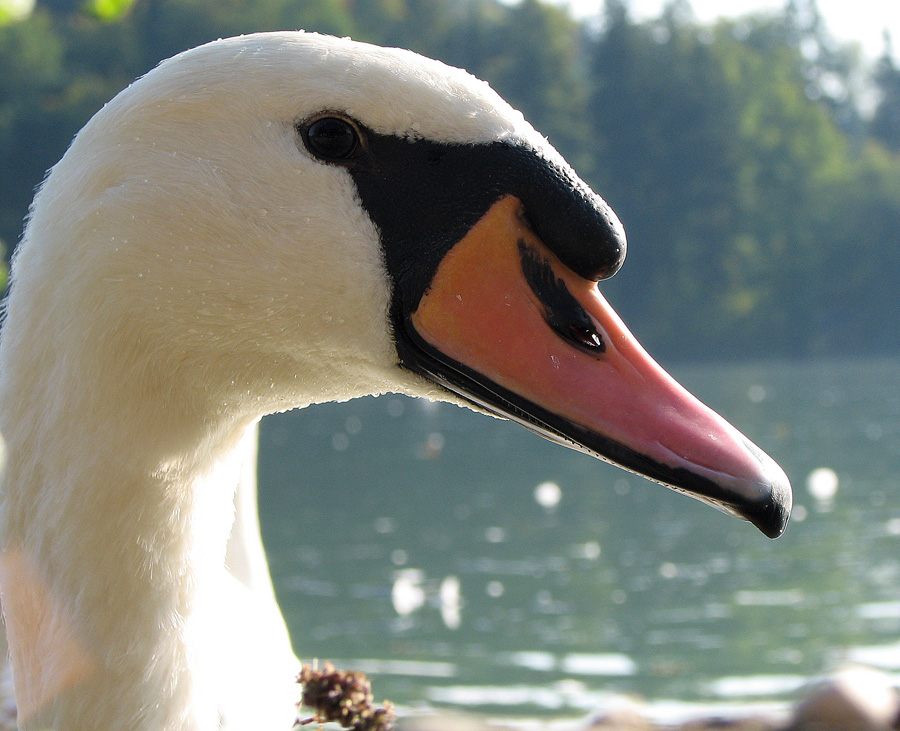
[257,356,900,722]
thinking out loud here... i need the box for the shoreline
[394,666,900,731]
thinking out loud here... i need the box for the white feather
[0,32,565,730]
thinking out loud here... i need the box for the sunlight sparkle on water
[806,467,839,503]
[534,480,562,509]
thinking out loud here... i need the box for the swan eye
[302,116,363,162]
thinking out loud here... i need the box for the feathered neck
[0,308,293,728]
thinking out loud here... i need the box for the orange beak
[403,195,791,538]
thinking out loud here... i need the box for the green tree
[459,0,592,168]
[0,11,70,246]
[871,34,900,153]
[588,3,752,356]
[583,2,900,359]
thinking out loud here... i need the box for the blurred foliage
[0,0,33,26]
[82,0,137,21]
[0,0,898,360]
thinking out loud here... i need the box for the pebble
[789,666,899,731]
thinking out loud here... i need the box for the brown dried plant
[296,662,396,731]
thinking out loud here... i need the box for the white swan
[0,32,791,731]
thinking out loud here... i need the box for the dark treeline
[2,0,899,361]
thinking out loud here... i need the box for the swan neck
[0,343,260,728]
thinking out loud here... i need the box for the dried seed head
[296,662,395,731]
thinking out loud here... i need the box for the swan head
[7,31,790,536]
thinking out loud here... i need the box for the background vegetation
[1,0,899,361]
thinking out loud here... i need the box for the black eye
[302,116,362,161]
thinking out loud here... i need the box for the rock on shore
[396,666,899,731]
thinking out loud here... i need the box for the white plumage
[0,30,790,731]
[0,33,546,730]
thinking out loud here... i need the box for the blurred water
[258,356,900,718]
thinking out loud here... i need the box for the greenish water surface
[258,356,900,718]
